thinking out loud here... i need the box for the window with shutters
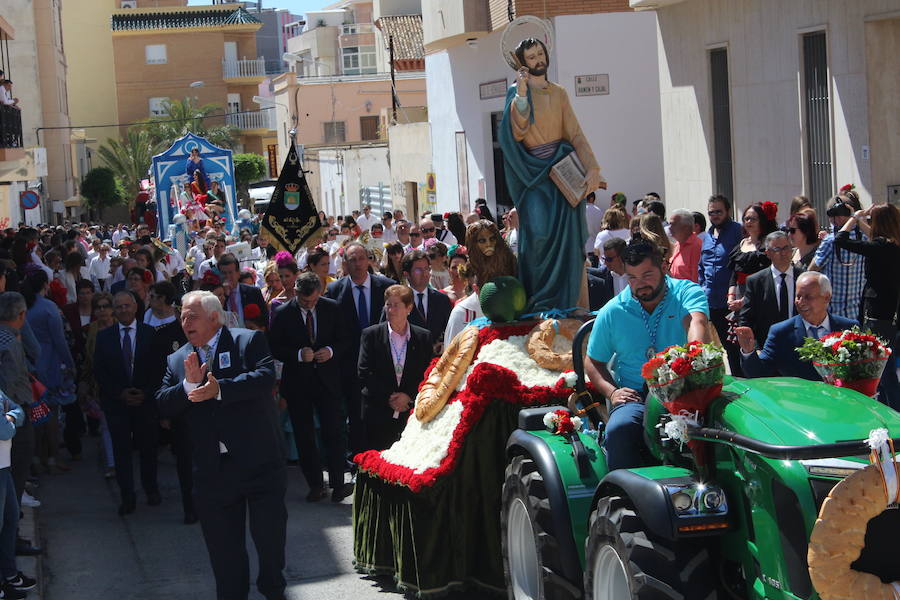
[802,31,832,214]
[360,116,380,141]
[145,44,167,64]
[324,121,346,144]
[709,48,733,203]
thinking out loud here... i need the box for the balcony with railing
[222,57,266,82]
[226,109,275,133]
[0,104,23,161]
[339,23,375,48]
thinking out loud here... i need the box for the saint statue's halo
[500,16,554,71]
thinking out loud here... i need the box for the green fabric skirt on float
[352,400,524,597]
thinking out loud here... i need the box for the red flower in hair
[840,183,855,193]
[760,201,778,222]
[243,304,261,320]
[443,212,451,220]
[201,271,222,286]
[142,270,153,284]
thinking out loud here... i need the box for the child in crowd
[427,241,450,289]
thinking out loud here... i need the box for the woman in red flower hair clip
[724,203,779,351]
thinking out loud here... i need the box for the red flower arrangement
[355,321,586,492]
[760,201,779,222]
[243,303,261,320]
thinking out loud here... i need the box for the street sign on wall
[19,190,40,210]
[574,74,610,96]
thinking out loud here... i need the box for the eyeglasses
[603,254,619,263]
[707,210,724,216]
[787,227,797,234]
[410,232,421,237]
[421,227,435,233]
[767,245,793,254]
[743,215,759,223]
[95,304,111,309]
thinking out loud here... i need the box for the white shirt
[356,213,378,232]
[507,229,518,256]
[611,270,628,295]
[197,257,218,281]
[444,292,483,345]
[143,310,176,328]
[382,225,397,243]
[801,316,831,340]
[112,229,128,246]
[435,228,457,245]
[161,253,186,277]
[0,86,13,106]
[584,203,604,255]
[770,264,795,318]
[594,229,631,259]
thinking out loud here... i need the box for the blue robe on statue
[499,86,588,312]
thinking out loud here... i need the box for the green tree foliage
[96,128,155,204]
[143,97,237,152]
[80,167,124,215]
[233,153,267,206]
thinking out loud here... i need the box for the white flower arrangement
[380,400,465,473]
[457,335,572,392]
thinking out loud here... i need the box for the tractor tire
[584,494,718,599]
[501,454,581,600]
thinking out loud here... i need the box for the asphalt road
[35,437,429,600]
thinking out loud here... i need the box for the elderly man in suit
[156,291,287,600]
[326,242,395,453]
[739,230,805,344]
[736,272,857,380]
[93,291,162,515]
[358,285,432,450]
[403,249,452,355]
[269,272,353,503]
[217,253,268,327]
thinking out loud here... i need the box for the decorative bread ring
[807,463,900,600]
[526,319,582,372]
[414,326,480,424]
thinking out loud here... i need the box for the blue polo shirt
[587,276,709,391]
[698,220,743,309]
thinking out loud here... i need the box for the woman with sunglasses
[787,210,820,268]
[80,292,116,478]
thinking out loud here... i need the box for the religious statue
[465,219,517,287]
[499,37,606,311]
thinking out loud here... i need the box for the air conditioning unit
[120,0,137,9]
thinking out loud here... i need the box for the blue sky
[187,0,326,19]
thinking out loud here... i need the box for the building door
[224,41,238,63]
[802,31,833,214]
[490,112,513,216]
[709,48,734,203]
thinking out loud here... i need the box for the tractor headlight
[671,491,693,512]
[700,488,724,510]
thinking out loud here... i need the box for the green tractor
[500,320,900,599]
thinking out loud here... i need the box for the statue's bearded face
[523,45,548,76]
[476,231,498,257]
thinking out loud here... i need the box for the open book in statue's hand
[549,152,588,207]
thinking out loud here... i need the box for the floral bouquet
[642,341,726,466]
[797,327,892,397]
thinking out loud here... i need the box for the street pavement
[34,436,492,600]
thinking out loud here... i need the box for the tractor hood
[713,377,900,448]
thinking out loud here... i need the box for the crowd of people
[0,183,892,598]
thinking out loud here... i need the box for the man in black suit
[739,230,805,344]
[156,291,287,600]
[586,265,613,311]
[358,285,432,450]
[326,242,395,453]
[736,272,858,380]
[269,272,353,503]
[403,249,452,355]
[93,291,162,515]
[218,252,268,327]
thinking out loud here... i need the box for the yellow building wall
[62,0,119,151]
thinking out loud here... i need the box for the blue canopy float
[151,132,237,238]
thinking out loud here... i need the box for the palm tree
[143,97,237,152]
[96,128,156,205]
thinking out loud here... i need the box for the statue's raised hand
[516,67,529,97]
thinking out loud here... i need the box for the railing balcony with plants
[0,105,23,149]
[222,57,266,79]
[226,109,275,131]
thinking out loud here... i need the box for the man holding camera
[810,194,866,321]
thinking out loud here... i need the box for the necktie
[808,326,823,340]
[305,310,315,344]
[122,326,133,380]
[778,273,789,320]
[417,292,426,320]
[356,285,369,329]
[201,344,211,365]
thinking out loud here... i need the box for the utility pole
[389,34,397,123]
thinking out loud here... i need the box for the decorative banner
[19,190,40,210]
[261,142,323,254]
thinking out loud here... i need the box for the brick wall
[490,0,632,31]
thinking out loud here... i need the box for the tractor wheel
[501,454,581,600]
[584,494,718,599]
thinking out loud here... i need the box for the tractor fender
[592,469,686,542]
[506,429,584,589]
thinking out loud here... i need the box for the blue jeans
[0,468,18,578]
[603,401,648,471]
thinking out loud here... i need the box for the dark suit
[150,320,194,516]
[325,273,395,452]
[155,327,286,600]
[358,322,432,450]
[269,297,349,490]
[238,283,268,324]
[94,322,163,502]
[741,313,858,380]
[407,287,452,353]
[586,266,614,311]
[738,265,805,344]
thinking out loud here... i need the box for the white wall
[388,121,431,211]
[318,146,391,217]
[653,0,899,219]
[7,1,43,148]
[425,11,664,217]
